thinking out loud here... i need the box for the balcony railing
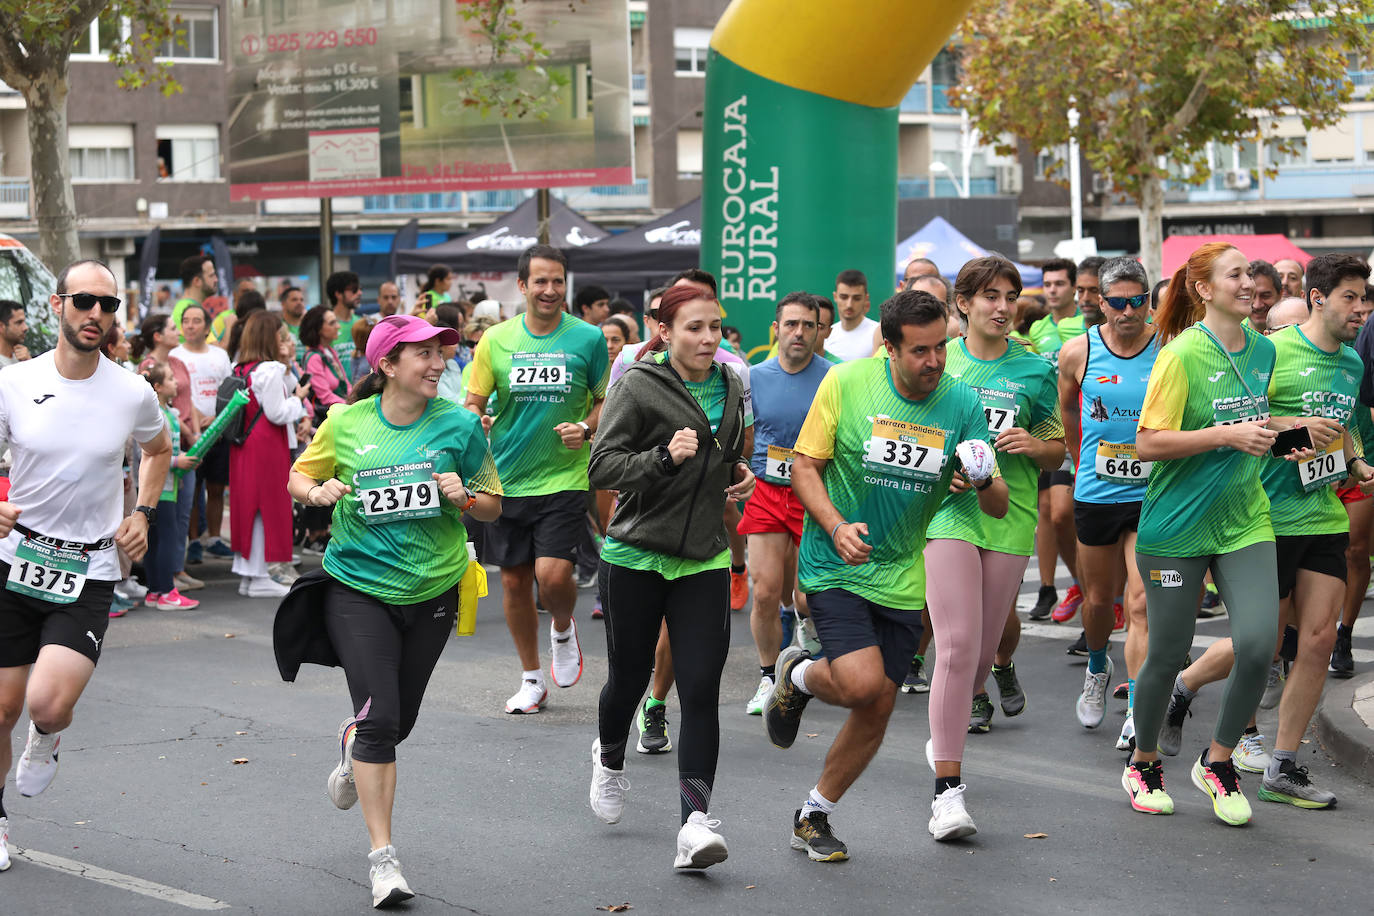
[898,176,999,198]
[631,72,648,105]
[0,179,29,219]
[356,179,651,214]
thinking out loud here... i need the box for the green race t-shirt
[1261,326,1363,536]
[1028,310,1086,363]
[334,314,359,377]
[602,360,730,579]
[794,357,991,609]
[927,338,1062,555]
[467,313,610,497]
[292,396,503,604]
[1136,324,1276,557]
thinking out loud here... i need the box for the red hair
[634,284,719,361]
[1154,242,1237,344]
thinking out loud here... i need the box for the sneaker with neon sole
[1192,752,1251,826]
[1122,759,1174,815]
[1051,583,1084,622]
[157,588,200,610]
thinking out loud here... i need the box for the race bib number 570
[862,419,947,480]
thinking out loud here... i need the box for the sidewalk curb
[1315,671,1374,786]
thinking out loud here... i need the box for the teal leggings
[1133,541,1278,754]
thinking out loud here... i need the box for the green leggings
[1133,541,1278,754]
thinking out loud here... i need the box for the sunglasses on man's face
[1104,294,1149,311]
[59,293,122,314]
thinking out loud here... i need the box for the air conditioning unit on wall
[1224,169,1252,191]
[101,236,135,258]
[995,164,1022,194]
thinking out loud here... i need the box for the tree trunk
[1137,172,1165,286]
[24,66,80,273]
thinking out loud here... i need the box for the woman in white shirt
[228,311,308,597]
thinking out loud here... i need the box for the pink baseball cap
[365,315,461,369]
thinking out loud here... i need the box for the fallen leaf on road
[201,782,208,786]
[1049,878,1056,883]
[75,821,86,825]
[1024,833,1048,839]
[745,886,755,890]
[805,733,819,738]
[595,905,632,912]
[235,731,248,735]
[224,633,235,638]
[232,758,250,765]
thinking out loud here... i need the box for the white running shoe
[244,576,290,598]
[1075,656,1114,729]
[504,678,547,714]
[16,721,60,797]
[549,619,583,687]
[115,577,148,601]
[674,811,728,869]
[797,614,823,656]
[745,676,773,716]
[929,784,977,841]
[1231,732,1273,774]
[327,717,358,810]
[0,816,10,872]
[589,739,630,824]
[367,845,414,909]
[1116,714,1137,751]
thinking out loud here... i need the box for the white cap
[473,299,501,321]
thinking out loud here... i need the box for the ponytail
[1153,242,1235,346]
[347,370,386,403]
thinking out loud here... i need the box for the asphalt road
[3,556,1373,915]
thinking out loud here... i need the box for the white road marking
[13,847,230,910]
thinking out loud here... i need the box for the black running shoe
[1157,687,1192,757]
[1028,584,1057,620]
[1066,631,1089,657]
[968,693,994,734]
[1330,627,1355,679]
[991,663,1026,716]
[636,699,672,754]
[765,646,813,749]
[790,809,849,862]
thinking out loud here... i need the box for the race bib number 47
[6,538,88,604]
[974,387,1017,436]
[862,419,947,480]
[356,460,442,525]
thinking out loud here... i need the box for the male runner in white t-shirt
[824,269,879,362]
[0,260,171,872]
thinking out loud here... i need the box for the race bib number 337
[6,538,88,604]
[356,460,442,525]
[862,419,947,480]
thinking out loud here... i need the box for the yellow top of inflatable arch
[710,0,975,109]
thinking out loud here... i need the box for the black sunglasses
[1104,294,1149,311]
[59,293,121,314]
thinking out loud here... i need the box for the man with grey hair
[1247,260,1282,333]
[1275,258,1305,299]
[1056,256,1158,748]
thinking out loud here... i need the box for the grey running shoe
[991,662,1026,716]
[765,646,813,749]
[790,809,849,862]
[968,693,994,734]
[1257,759,1336,809]
[901,656,930,694]
[1259,659,1286,710]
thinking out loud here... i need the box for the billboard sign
[227,0,632,201]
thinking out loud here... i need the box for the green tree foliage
[0,0,181,274]
[953,1,1373,279]
[450,0,582,121]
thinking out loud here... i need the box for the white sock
[552,622,573,640]
[522,668,543,684]
[802,786,836,817]
[791,659,815,695]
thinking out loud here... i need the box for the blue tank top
[1075,326,1159,503]
[748,355,832,484]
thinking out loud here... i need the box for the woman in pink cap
[279,315,504,908]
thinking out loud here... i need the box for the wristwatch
[655,444,681,475]
[133,505,157,526]
[577,421,591,442]
[461,487,478,512]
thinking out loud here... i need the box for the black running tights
[597,560,731,824]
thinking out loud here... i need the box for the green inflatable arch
[700,0,974,357]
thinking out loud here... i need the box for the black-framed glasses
[58,293,121,314]
[1104,294,1149,311]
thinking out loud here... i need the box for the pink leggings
[923,539,1029,763]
